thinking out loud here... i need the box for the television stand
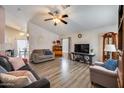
[70,52,95,65]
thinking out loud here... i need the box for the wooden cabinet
[52,45,62,57]
[103,32,118,61]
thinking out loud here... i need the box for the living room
[0,5,124,88]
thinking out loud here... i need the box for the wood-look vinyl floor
[30,57,95,88]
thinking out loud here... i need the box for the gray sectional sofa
[0,56,50,88]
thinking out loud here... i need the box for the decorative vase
[90,49,94,55]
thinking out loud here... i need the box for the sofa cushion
[0,56,13,71]
[0,66,7,73]
[32,49,44,55]
[7,70,37,82]
[0,73,32,88]
[38,54,51,58]
[102,59,117,71]
[8,57,26,70]
[18,65,40,80]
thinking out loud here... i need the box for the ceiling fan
[44,11,69,26]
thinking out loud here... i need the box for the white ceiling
[3,5,118,35]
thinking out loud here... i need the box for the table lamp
[104,44,116,59]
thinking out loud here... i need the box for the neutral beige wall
[0,6,5,44]
[28,22,60,51]
[5,26,27,49]
[61,25,118,61]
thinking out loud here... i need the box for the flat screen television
[74,44,89,53]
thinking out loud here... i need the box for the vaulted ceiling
[3,5,118,35]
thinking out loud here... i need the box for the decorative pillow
[0,73,32,87]
[44,50,53,55]
[8,57,25,70]
[7,70,37,82]
[102,59,118,71]
[0,56,13,71]
[0,51,6,56]
[0,66,7,73]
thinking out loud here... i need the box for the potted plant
[53,41,56,45]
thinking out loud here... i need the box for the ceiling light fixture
[26,33,29,37]
[19,32,25,36]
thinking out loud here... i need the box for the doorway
[62,37,71,58]
[17,40,29,58]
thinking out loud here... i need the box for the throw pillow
[0,56,13,71]
[0,66,7,73]
[102,59,118,71]
[8,57,25,70]
[0,73,32,87]
[44,50,53,55]
[0,51,6,56]
[7,70,37,82]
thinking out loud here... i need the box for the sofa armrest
[93,61,104,66]
[0,78,50,88]
[24,78,50,88]
[0,83,15,88]
[90,65,117,77]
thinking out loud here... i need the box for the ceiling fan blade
[48,12,54,16]
[60,19,67,24]
[44,18,53,21]
[62,14,68,18]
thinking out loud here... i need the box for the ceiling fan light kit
[53,18,60,24]
[44,9,69,26]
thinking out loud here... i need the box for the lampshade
[104,44,116,52]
